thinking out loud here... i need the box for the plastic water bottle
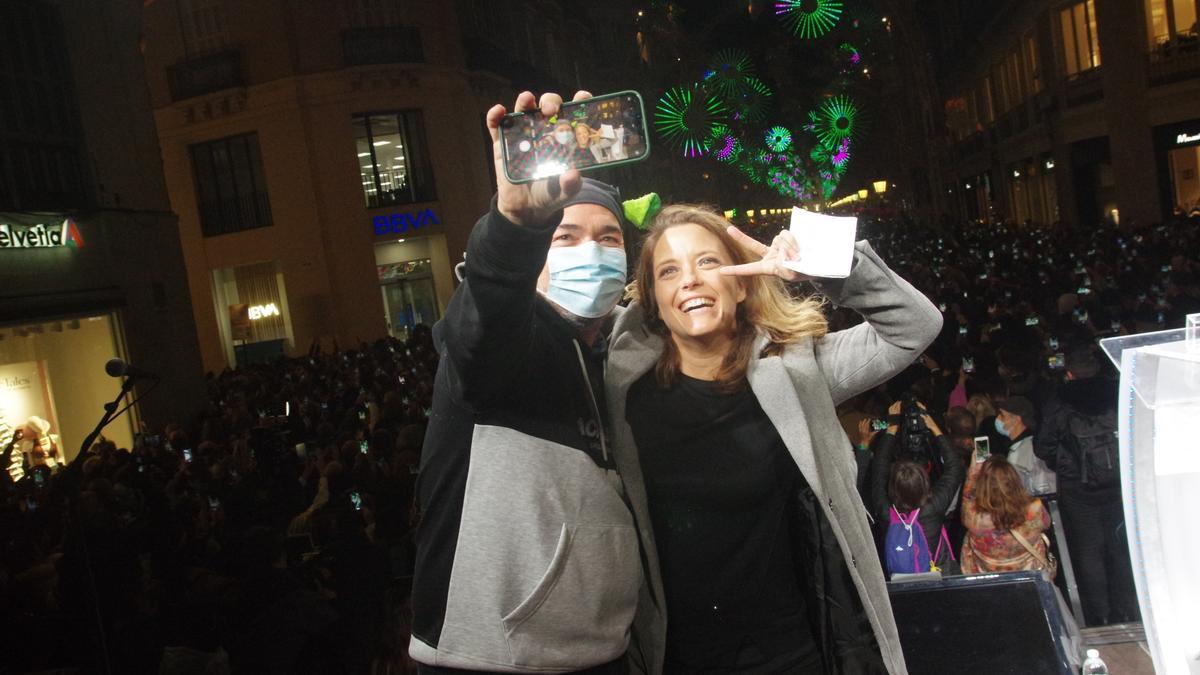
[1081,648,1109,675]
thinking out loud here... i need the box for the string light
[774,0,844,39]
[655,84,728,157]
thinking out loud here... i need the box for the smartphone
[208,496,220,512]
[359,440,369,454]
[938,302,947,312]
[1025,317,1039,326]
[973,436,991,462]
[1048,353,1065,369]
[1049,337,1059,350]
[962,357,975,373]
[182,448,193,463]
[1161,264,1172,273]
[958,325,968,336]
[350,491,363,511]
[499,90,650,184]
[294,443,308,460]
[1077,287,1091,295]
[870,419,889,432]
[358,410,367,421]
[33,470,44,487]
[1110,320,1122,333]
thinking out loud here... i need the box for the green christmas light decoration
[775,0,844,39]
[729,76,773,123]
[764,126,792,152]
[703,49,756,98]
[813,95,858,148]
[655,84,728,157]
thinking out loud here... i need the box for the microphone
[105,358,159,380]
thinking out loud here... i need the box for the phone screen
[1048,354,1065,369]
[870,419,888,432]
[182,448,193,463]
[962,357,975,373]
[350,491,363,511]
[973,436,991,462]
[359,440,369,454]
[500,91,650,183]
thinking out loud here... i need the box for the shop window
[212,261,294,367]
[0,314,134,474]
[190,133,273,237]
[353,111,437,208]
[378,259,439,339]
[1145,0,1199,50]
[1059,0,1101,77]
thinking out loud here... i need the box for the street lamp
[857,189,869,200]
[872,180,888,194]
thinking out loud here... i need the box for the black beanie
[559,177,625,226]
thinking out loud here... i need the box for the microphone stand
[66,375,138,675]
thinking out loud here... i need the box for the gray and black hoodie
[409,202,640,672]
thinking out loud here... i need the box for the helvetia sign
[0,219,85,249]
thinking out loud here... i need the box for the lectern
[1100,314,1200,675]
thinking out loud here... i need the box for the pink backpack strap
[934,525,956,562]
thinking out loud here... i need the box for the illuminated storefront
[0,314,135,477]
[1157,120,1200,215]
[0,212,204,463]
[211,261,295,367]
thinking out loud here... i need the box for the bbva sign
[373,208,440,236]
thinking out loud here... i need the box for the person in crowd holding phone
[1034,345,1138,625]
[960,453,1055,578]
[868,400,965,576]
[994,396,1056,496]
[410,91,642,674]
[606,204,941,673]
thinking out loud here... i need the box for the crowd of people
[3,86,1199,670]
[0,331,439,673]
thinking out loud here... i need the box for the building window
[348,0,406,27]
[189,133,272,237]
[1060,0,1101,77]
[0,1,85,211]
[1023,34,1042,94]
[179,0,230,57]
[353,111,437,208]
[1145,0,1199,48]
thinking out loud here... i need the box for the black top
[627,371,817,670]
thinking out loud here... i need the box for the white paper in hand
[780,208,857,278]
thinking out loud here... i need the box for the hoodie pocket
[501,523,641,668]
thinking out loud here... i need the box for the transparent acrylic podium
[1099,313,1200,675]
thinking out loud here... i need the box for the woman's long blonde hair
[629,204,827,389]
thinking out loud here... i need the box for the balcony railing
[1148,35,1200,87]
[167,49,245,102]
[343,26,424,67]
[1063,67,1103,107]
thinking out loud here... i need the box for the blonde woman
[606,204,941,673]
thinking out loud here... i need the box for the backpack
[1066,408,1120,489]
[885,506,932,575]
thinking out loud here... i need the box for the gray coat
[606,241,942,674]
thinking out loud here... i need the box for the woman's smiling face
[651,223,746,346]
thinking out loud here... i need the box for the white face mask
[554,131,574,145]
[542,241,627,319]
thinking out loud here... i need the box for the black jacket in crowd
[1034,376,1120,493]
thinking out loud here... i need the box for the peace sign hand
[718,226,814,282]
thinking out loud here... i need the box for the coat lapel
[605,311,667,615]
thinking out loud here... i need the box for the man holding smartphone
[410,91,642,674]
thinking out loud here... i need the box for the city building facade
[143,0,641,374]
[932,0,1200,228]
[0,0,205,461]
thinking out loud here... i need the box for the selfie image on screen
[500,91,649,183]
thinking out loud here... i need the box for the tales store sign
[0,218,85,249]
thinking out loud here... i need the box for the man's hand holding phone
[486,91,590,226]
